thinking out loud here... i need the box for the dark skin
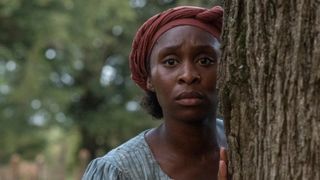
[145,26,227,180]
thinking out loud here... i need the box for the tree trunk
[219,0,320,179]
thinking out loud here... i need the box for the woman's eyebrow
[157,45,181,56]
[193,45,219,56]
[194,44,216,50]
[158,44,215,51]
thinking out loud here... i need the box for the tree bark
[219,0,320,179]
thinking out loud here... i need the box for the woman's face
[148,25,221,122]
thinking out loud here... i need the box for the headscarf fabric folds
[129,6,224,91]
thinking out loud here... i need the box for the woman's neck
[145,116,220,179]
[158,117,219,156]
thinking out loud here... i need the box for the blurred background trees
[0,0,221,179]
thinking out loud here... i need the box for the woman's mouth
[175,91,204,106]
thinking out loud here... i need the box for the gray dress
[82,119,226,180]
[82,130,172,180]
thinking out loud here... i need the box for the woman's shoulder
[103,130,151,165]
[82,156,128,180]
[82,130,155,179]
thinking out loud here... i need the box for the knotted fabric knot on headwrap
[129,6,224,91]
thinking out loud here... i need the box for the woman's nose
[177,63,200,85]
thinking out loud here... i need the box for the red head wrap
[129,6,224,91]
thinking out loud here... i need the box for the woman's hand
[218,148,228,180]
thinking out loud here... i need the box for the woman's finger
[218,160,227,180]
[218,148,228,180]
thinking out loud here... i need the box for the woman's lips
[175,91,204,106]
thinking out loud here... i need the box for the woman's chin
[174,111,215,124]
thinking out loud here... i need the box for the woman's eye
[198,57,215,66]
[163,58,178,66]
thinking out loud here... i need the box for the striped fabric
[82,119,226,180]
[82,130,173,180]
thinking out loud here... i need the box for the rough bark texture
[219,0,320,179]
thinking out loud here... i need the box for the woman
[83,5,227,180]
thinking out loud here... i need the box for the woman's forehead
[152,25,220,52]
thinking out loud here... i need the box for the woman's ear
[146,78,155,92]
